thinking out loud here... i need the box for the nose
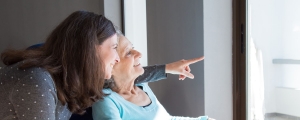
[115,54,120,63]
[135,50,142,58]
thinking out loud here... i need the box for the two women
[0,11,203,119]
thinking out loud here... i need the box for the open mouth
[133,63,140,67]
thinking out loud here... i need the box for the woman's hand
[165,56,204,80]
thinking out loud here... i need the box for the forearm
[135,64,167,84]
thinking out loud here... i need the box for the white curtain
[249,38,266,120]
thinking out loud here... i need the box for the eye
[113,45,118,49]
[127,50,132,55]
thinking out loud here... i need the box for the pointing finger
[185,56,204,65]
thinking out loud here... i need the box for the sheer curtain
[249,38,265,120]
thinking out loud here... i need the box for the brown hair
[1,11,116,114]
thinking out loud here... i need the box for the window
[234,0,300,119]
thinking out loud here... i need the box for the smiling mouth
[110,63,114,68]
[133,63,140,67]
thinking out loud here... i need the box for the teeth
[134,63,140,67]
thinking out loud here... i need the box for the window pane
[247,0,300,120]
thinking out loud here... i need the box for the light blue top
[92,83,208,120]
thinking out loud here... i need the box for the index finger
[185,56,205,65]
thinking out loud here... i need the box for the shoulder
[20,67,55,91]
[92,97,121,119]
[92,89,122,119]
[99,89,118,103]
[6,65,59,117]
[1,62,56,92]
[10,65,58,103]
[94,88,121,107]
[103,88,113,94]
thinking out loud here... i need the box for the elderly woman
[92,33,212,120]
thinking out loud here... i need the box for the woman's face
[112,35,144,81]
[97,34,120,79]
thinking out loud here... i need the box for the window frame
[233,0,247,120]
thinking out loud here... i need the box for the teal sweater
[92,83,208,120]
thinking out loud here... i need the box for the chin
[104,73,112,79]
[132,66,144,78]
[138,69,145,75]
[104,67,113,79]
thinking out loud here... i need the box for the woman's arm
[11,73,57,120]
[135,65,167,84]
[134,56,205,84]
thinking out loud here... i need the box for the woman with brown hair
[0,10,120,119]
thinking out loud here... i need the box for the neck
[113,77,137,95]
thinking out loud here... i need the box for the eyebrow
[122,44,133,55]
[112,43,118,46]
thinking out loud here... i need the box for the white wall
[203,0,233,120]
[280,0,300,89]
[276,88,300,117]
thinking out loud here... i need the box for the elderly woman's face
[96,34,120,79]
[112,36,144,80]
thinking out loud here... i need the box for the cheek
[114,61,130,72]
[112,64,124,76]
[113,50,119,59]
[100,50,115,64]
[109,49,118,61]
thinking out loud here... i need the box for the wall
[276,88,300,117]
[203,0,233,120]
[147,0,205,117]
[0,0,104,67]
[280,0,300,89]
[147,1,233,119]
[103,0,122,31]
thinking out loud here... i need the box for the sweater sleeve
[10,72,57,120]
[134,64,167,84]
